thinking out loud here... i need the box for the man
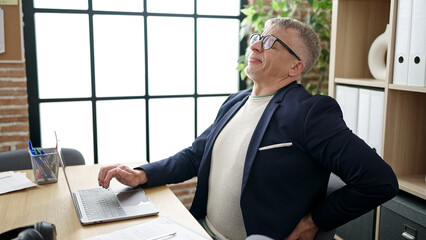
[98,18,398,240]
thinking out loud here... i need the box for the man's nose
[249,39,263,52]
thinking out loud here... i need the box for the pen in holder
[28,148,60,184]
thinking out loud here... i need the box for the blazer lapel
[241,82,298,191]
[198,94,250,184]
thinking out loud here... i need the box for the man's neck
[252,78,297,96]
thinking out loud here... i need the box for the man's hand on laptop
[98,164,148,189]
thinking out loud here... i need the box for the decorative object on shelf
[368,24,390,80]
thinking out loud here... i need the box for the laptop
[58,150,159,225]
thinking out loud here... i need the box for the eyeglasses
[249,33,301,61]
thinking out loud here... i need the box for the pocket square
[259,142,293,151]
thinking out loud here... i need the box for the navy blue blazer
[140,82,398,239]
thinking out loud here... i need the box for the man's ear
[288,61,305,77]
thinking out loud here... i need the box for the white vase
[368,24,390,80]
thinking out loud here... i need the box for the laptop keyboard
[78,188,126,220]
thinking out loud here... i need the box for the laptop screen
[58,148,74,195]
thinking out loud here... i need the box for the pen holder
[29,148,60,184]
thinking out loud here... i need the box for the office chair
[246,173,346,240]
[0,148,85,171]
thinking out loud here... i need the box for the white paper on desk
[86,216,210,240]
[0,171,37,194]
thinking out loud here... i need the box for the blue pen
[37,148,50,166]
[40,149,57,176]
[36,148,55,179]
[28,140,36,155]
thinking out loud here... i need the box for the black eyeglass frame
[250,33,301,61]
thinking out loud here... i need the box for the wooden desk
[0,163,209,239]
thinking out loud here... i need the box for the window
[23,0,246,164]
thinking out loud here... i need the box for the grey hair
[265,17,321,75]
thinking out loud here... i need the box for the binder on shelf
[368,90,384,156]
[355,89,384,156]
[356,89,371,143]
[335,85,359,133]
[407,0,426,87]
[393,0,412,86]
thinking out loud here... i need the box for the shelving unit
[335,78,386,88]
[329,0,426,239]
[384,89,426,199]
[329,0,425,201]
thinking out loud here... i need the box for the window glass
[93,15,145,97]
[147,0,193,14]
[92,0,144,12]
[97,99,146,164]
[197,18,240,94]
[148,17,194,96]
[27,0,242,164]
[149,98,194,162]
[197,96,227,136]
[34,0,88,10]
[35,13,91,99]
[197,0,240,16]
[40,101,94,164]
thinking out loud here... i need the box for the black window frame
[23,0,248,164]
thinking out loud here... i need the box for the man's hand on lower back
[284,214,319,240]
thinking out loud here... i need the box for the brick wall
[0,63,29,152]
[168,177,198,209]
